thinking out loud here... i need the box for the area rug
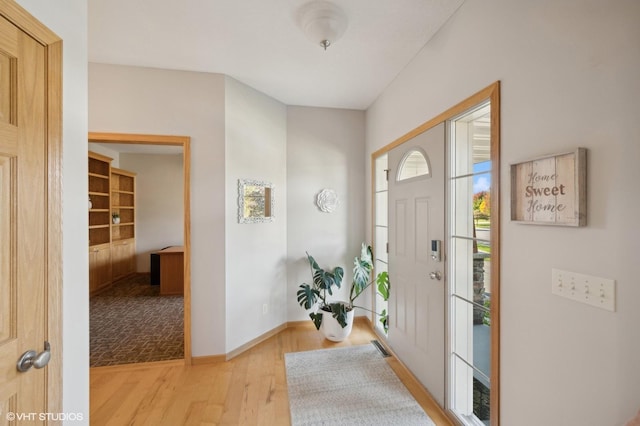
[90,274,184,367]
[285,343,435,425]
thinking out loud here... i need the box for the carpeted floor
[285,343,435,425]
[90,274,184,367]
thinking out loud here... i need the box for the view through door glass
[374,154,389,334]
[449,102,492,425]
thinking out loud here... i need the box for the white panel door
[388,123,445,405]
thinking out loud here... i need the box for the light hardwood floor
[90,319,453,425]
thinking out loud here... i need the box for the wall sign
[511,148,586,226]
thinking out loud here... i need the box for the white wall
[224,77,288,351]
[287,106,367,321]
[119,154,184,272]
[89,63,227,356]
[88,65,366,357]
[14,0,89,422]
[366,0,640,424]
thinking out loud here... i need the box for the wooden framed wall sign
[511,148,586,226]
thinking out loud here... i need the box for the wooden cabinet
[112,238,136,281]
[89,244,112,294]
[88,152,137,295]
[156,246,184,296]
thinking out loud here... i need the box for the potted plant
[296,243,390,341]
[112,212,120,224]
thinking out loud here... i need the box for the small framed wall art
[238,179,274,224]
[510,148,586,226]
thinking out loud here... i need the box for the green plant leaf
[296,284,319,310]
[351,244,373,299]
[313,267,343,295]
[306,253,320,272]
[361,243,373,265]
[379,308,389,333]
[329,302,349,328]
[376,271,389,301]
[309,312,323,330]
[308,253,343,289]
[333,267,344,286]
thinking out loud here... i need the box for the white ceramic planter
[320,307,354,342]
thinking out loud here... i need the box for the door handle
[16,341,51,372]
[429,271,442,281]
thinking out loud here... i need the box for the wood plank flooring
[90,319,453,425]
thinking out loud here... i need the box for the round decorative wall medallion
[316,189,338,213]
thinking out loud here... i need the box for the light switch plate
[551,268,616,312]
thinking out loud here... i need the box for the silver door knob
[16,341,51,372]
[429,271,442,281]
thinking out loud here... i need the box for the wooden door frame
[371,81,501,425]
[88,132,193,365]
[0,0,63,416]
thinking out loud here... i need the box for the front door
[0,8,60,420]
[388,123,445,405]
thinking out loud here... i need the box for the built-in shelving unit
[111,167,136,242]
[88,152,137,295]
[110,167,136,281]
[88,152,112,247]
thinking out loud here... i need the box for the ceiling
[89,0,465,110]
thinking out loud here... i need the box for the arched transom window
[396,148,431,181]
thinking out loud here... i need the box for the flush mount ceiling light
[298,1,348,51]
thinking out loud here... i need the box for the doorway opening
[88,132,192,367]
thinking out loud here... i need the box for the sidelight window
[448,102,493,425]
[373,154,389,334]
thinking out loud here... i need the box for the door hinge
[386,242,389,254]
[384,169,389,181]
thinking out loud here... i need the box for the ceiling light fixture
[298,1,348,51]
